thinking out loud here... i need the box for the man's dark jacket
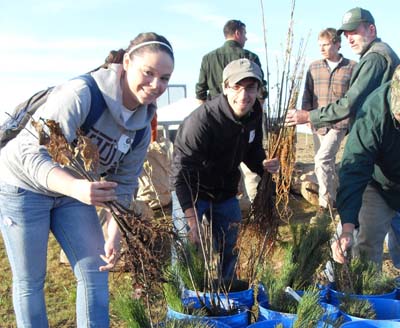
[172,94,265,212]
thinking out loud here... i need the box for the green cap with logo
[223,58,262,85]
[337,7,375,35]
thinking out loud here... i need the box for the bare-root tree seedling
[237,0,309,291]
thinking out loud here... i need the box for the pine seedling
[113,287,151,328]
[293,289,323,328]
[175,242,205,292]
[289,222,331,290]
[260,221,331,314]
[339,296,376,319]
[162,265,185,313]
[333,256,395,295]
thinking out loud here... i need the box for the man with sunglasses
[172,59,279,280]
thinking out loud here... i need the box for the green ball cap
[338,7,375,34]
[223,58,262,85]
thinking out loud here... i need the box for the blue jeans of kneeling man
[172,191,242,280]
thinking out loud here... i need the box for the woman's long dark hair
[91,32,174,72]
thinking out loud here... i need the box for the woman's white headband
[127,41,173,56]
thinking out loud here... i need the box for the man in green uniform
[331,65,400,269]
[195,19,268,104]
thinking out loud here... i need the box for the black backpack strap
[75,74,147,152]
[76,74,107,133]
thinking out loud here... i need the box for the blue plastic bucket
[396,277,400,300]
[183,287,254,309]
[340,319,400,327]
[328,288,397,306]
[167,297,249,328]
[258,302,339,328]
[257,283,269,306]
[247,319,283,328]
[340,297,400,321]
[161,318,232,328]
[203,319,232,328]
[183,282,268,309]
[258,305,295,328]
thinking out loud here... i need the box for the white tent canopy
[157,97,199,124]
[156,96,312,135]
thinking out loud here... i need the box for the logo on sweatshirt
[86,128,118,166]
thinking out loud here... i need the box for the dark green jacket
[195,40,268,101]
[337,81,400,227]
[310,38,400,129]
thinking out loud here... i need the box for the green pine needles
[293,290,324,328]
[286,222,331,289]
[261,221,331,313]
[333,256,396,295]
[339,296,376,320]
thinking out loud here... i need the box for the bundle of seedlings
[237,0,309,285]
[114,279,225,328]
[338,296,376,320]
[293,289,324,328]
[31,118,175,311]
[260,221,331,313]
[262,287,343,327]
[254,0,308,224]
[332,256,396,295]
[113,282,152,328]
[331,256,395,319]
[164,217,244,318]
[236,169,279,288]
[160,321,228,328]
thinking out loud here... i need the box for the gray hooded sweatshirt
[0,64,154,207]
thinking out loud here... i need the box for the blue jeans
[172,192,242,280]
[0,182,109,328]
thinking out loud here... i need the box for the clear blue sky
[0,0,398,119]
